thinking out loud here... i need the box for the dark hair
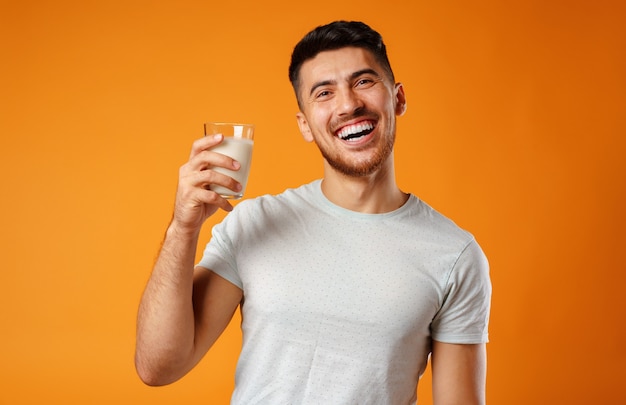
[288,21,395,104]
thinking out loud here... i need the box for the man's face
[296,47,406,177]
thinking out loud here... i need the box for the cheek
[309,108,333,132]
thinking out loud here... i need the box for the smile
[336,121,375,141]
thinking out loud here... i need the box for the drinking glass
[204,122,255,199]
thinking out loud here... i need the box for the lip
[334,119,377,139]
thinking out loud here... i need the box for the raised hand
[172,134,242,233]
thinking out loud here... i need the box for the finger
[186,149,241,173]
[189,168,243,194]
[175,179,235,218]
[199,188,235,212]
[182,186,234,213]
[188,134,224,159]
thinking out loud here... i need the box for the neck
[320,156,408,214]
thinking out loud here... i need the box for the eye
[355,77,376,88]
[315,89,332,100]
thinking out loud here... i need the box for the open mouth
[336,121,375,141]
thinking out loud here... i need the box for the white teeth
[337,122,374,139]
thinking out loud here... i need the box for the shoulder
[235,180,320,214]
[217,180,322,233]
[405,198,477,250]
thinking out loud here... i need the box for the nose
[336,88,364,116]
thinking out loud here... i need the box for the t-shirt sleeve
[430,238,492,344]
[197,213,244,289]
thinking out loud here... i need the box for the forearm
[135,134,242,385]
[135,221,200,385]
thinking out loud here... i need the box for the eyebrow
[308,68,382,97]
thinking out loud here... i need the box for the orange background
[1,0,624,403]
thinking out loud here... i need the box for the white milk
[209,137,254,198]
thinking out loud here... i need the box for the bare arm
[135,134,244,386]
[431,341,487,405]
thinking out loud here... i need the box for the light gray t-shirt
[199,180,491,404]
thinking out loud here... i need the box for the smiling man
[294,45,406,211]
[136,21,492,405]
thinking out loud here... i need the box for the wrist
[166,218,202,241]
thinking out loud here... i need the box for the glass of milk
[203,122,255,199]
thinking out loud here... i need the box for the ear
[394,83,407,116]
[296,112,314,142]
